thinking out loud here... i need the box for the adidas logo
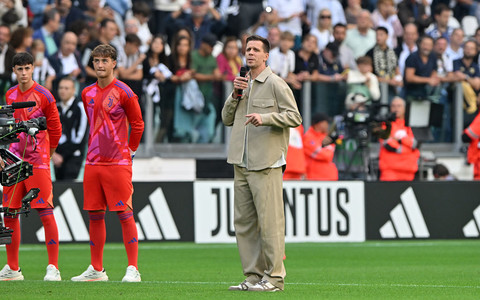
[47,239,57,245]
[89,98,94,104]
[379,187,430,239]
[90,241,95,246]
[463,205,480,237]
[115,201,124,207]
[36,187,180,242]
[37,198,45,204]
[128,237,138,244]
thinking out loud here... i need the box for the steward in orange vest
[303,113,338,180]
[463,111,480,179]
[379,97,420,181]
[284,125,306,179]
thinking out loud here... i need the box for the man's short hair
[333,23,347,31]
[125,33,141,46]
[132,1,151,18]
[376,26,389,35]
[43,8,59,25]
[91,44,117,61]
[356,56,372,66]
[59,76,76,86]
[312,112,331,124]
[246,35,270,53]
[12,52,34,67]
[434,3,450,16]
[100,18,115,29]
[420,35,434,44]
[280,31,294,41]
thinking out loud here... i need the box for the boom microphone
[11,101,36,109]
[237,67,247,99]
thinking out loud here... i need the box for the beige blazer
[222,66,302,171]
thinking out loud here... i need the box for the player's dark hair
[12,52,34,67]
[91,44,117,61]
[246,35,270,53]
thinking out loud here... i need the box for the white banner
[194,181,365,243]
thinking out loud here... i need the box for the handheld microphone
[237,67,247,99]
[11,101,36,109]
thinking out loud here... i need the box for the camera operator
[0,52,62,281]
[378,97,420,181]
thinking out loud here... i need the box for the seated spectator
[51,77,88,181]
[446,28,464,61]
[432,163,456,180]
[344,10,376,58]
[268,31,297,87]
[31,39,55,91]
[216,36,242,82]
[397,0,431,32]
[283,124,306,180]
[397,23,418,76]
[345,56,380,103]
[117,33,146,101]
[371,0,403,49]
[404,36,440,101]
[168,0,226,49]
[366,26,402,101]
[379,97,419,181]
[10,26,33,53]
[32,8,61,57]
[248,6,279,38]
[303,112,338,180]
[332,23,356,70]
[48,31,86,94]
[425,4,454,42]
[310,9,334,52]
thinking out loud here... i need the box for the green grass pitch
[0,240,479,299]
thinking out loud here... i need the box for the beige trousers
[233,165,286,290]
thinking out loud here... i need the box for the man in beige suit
[222,35,302,292]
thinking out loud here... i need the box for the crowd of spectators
[2,0,480,150]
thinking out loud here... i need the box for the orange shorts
[2,168,53,209]
[83,165,133,211]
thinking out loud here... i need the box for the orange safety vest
[284,125,306,179]
[464,112,480,179]
[378,118,420,181]
[303,127,338,180]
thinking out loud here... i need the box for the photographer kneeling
[378,97,420,181]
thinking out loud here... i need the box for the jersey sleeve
[43,91,62,149]
[121,92,144,152]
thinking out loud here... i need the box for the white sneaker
[228,280,257,291]
[0,264,24,281]
[249,280,281,292]
[71,265,108,282]
[122,265,141,282]
[44,264,61,281]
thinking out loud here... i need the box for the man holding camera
[0,52,62,281]
[378,97,419,181]
[222,35,301,292]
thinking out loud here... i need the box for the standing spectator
[306,0,346,30]
[344,10,376,58]
[366,26,402,101]
[0,0,25,30]
[446,28,465,61]
[151,0,185,35]
[293,34,320,111]
[425,4,454,42]
[28,0,56,30]
[268,0,304,37]
[131,1,153,54]
[404,36,440,101]
[397,23,419,76]
[303,113,338,180]
[267,26,281,50]
[168,0,226,49]
[0,52,62,281]
[0,25,15,100]
[52,77,88,180]
[31,39,56,91]
[283,125,306,180]
[332,23,357,70]
[83,0,115,28]
[218,0,264,38]
[310,9,334,52]
[10,26,33,53]
[248,6,279,38]
[344,0,362,28]
[217,36,242,81]
[55,0,85,35]
[71,44,144,282]
[371,0,403,49]
[397,0,431,32]
[48,31,86,93]
[143,35,175,142]
[223,35,301,292]
[117,34,146,102]
[379,97,420,181]
[268,31,297,87]
[32,8,61,57]
[81,19,118,85]
[346,56,381,103]
[69,20,92,55]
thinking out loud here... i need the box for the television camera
[0,101,46,245]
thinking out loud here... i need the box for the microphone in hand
[236,67,247,100]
